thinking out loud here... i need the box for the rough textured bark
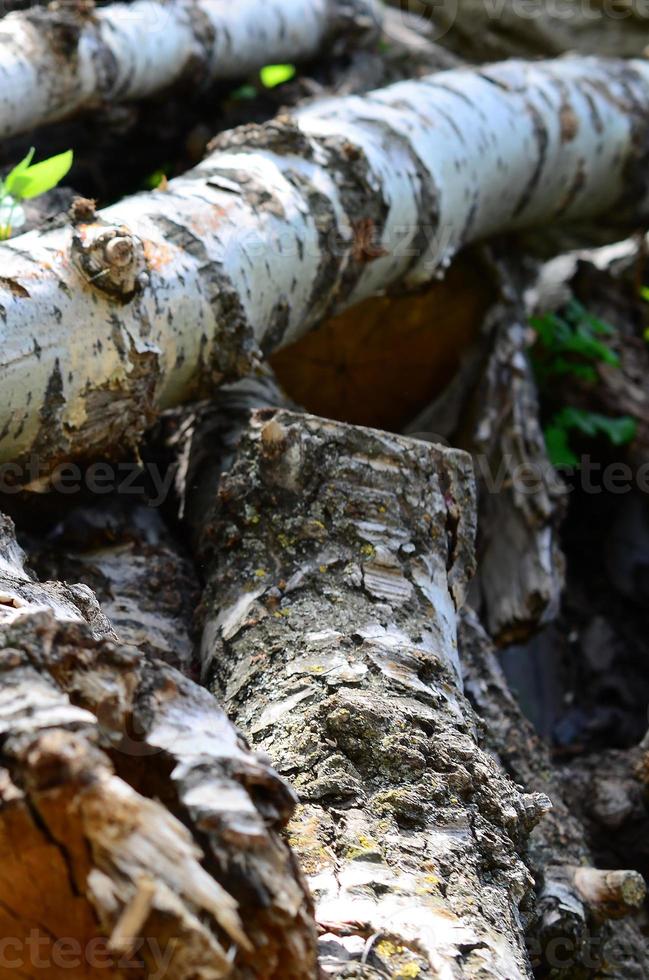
[159,370,298,550]
[3,57,649,474]
[0,513,316,979]
[28,500,200,672]
[459,610,649,979]
[406,259,565,644]
[394,0,649,62]
[0,0,379,139]
[193,407,556,979]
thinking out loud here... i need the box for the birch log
[3,56,649,476]
[0,0,379,139]
[0,513,317,979]
[194,408,553,979]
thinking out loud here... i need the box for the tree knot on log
[69,196,98,225]
[72,224,150,301]
[24,3,95,59]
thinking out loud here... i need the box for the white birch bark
[2,56,649,473]
[0,0,379,138]
[0,512,317,978]
[195,407,552,979]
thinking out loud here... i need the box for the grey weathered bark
[460,610,649,979]
[0,0,380,139]
[191,406,555,978]
[392,0,649,61]
[406,258,566,644]
[0,512,317,979]
[3,57,649,476]
[29,500,200,672]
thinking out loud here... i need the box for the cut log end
[572,867,647,921]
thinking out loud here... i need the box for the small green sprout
[531,300,636,467]
[0,147,73,240]
[145,168,168,190]
[544,407,636,468]
[230,83,258,101]
[531,299,620,386]
[260,64,296,88]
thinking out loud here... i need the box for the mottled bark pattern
[2,58,649,472]
[469,314,565,643]
[0,514,316,979]
[31,501,200,672]
[0,0,379,138]
[200,410,551,979]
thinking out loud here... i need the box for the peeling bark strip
[198,410,551,979]
[0,0,380,138]
[31,500,200,672]
[0,514,317,979]
[406,278,567,645]
[2,61,649,472]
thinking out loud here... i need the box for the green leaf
[640,286,649,303]
[590,414,636,446]
[561,327,618,366]
[8,149,73,200]
[544,424,578,468]
[145,168,167,190]
[231,83,258,101]
[4,147,35,196]
[555,406,599,437]
[531,312,571,350]
[554,407,637,446]
[260,64,296,88]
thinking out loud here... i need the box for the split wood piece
[3,58,649,472]
[0,512,317,979]
[570,868,645,922]
[197,408,552,979]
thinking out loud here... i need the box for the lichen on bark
[197,409,551,978]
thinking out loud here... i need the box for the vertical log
[197,409,550,978]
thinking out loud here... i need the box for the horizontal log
[2,57,649,474]
[0,0,379,138]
